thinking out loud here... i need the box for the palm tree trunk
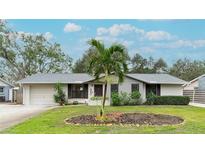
[101,81,107,116]
[102,81,107,108]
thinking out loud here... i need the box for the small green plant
[120,92,131,105]
[90,96,108,101]
[53,82,66,106]
[146,92,156,105]
[111,92,121,106]
[72,101,79,105]
[131,91,141,99]
[111,91,142,106]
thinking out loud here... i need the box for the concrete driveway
[0,103,57,131]
[190,102,205,108]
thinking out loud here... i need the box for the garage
[30,84,56,105]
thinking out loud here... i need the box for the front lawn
[2,105,205,134]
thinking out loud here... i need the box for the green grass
[2,105,205,134]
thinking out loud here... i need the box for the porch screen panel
[68,84,88,98]
[68,84,72,98]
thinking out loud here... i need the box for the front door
[94,84,103,97]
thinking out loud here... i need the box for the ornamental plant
[54,82,66,106]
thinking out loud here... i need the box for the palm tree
[88,39,128,116]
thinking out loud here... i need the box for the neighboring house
[183,74,205,90]
[183,74,205,103]
[17,73,186,106]
[0,78,13,102]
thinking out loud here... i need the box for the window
[111,84,118,93]
[68,84,88,98]
[0,87,3,93]
[146,84,161,96]
[131,84,139,92]
[94,85,103,96]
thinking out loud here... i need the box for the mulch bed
[65,112,184,126]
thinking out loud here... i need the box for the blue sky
[7,19,205,65]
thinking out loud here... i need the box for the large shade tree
[169,58,205,81]
[0,21,72,82]
[88,39,128,116]
[154,58,168,73]
[130,53,168,73]
[72,48,97,73]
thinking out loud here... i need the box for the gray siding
[0,85,11,101]
[118,77,145,101]
[4,86,11,101]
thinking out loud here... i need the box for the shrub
[54,82,66,106]
[153,96,190,105]
[129,98,142,105]
[131,91,141,99]
[145,92,156,105]
[120,92,131,105]
[73,101,79,105]
[111,91,142,106]
[111,92,121,106]
[90,96,108,101]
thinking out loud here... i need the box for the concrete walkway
[189,102,205,108]
[0,103,57,131]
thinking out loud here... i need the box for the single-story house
[0,78,13,102]
[183,74,205,103]
[183,74,205,90]
[17,73,186,106]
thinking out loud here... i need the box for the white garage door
[30,84,56,105]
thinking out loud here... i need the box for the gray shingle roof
[17,73,94,84]
[17,73,186,85]
[126,73,187,85]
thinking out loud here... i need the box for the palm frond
[88,39,105,54]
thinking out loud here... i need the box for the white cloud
[153,39,205,49]
[96,24,175,42]
[95,23,205,54]
[44,32,53,40]
[144,31,173,41]
[139,47,155,53]
[97,24,144,36]
[192,40,205,48]
[121,40,134,47]
[64,23,82,32]
[95,35,133,48]
[97,27,108,35]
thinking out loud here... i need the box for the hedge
[153,96,190,105]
